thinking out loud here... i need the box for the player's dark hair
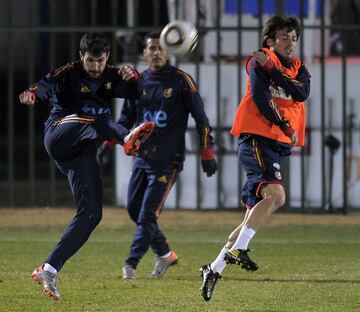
[143,32,161,48]
[79,32,111,56]
[261,16,300,48]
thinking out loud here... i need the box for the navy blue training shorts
[238,137,286,209]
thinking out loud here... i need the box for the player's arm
[253,51,311,102]
[182,75,217,177]
[111,65,142,99]
[19,72,63,106]
[266,63,310,102]
[249,58,297,144]
[117,99,138,130]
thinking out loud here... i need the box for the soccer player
[200,16,311,301]
[97,32,217,279]
[19,32,154,301]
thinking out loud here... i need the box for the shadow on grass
[168,275,360,285]
[222,276,360,284]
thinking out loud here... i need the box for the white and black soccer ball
[160,20,199,58]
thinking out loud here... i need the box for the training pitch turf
[0,208,360,312]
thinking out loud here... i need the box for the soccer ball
[160,20,198,58]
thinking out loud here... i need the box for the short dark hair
[143,32,161,48]
[79,32,111,56]
[261,16,301,48]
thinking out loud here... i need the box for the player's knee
[138,214,157,225]
[89,210,102,227]
[270,189,286,209]
[262,185,286,209]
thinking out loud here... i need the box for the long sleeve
[182,78,214,148]
[29,73,63,103]
[266,63,311,102]
[117,99,138,130]
[111,71,142,100]
[249,59,292,132]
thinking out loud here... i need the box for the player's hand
[119,65,139,82]
[281,123,298,146]
[290,131,298,146]
[252,50,275,72]
[123,121,155,156]
[19,90,36,106]
[252,51,269,66]
[201,147,218,177]
[96,140,115,170]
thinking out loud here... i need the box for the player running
[200,16,311,301]
[97,32,217,279]
[19,32,154,301]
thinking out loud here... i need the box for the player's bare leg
[226,208,251,248]
[245,184,285,230]
[200,184,285,300]
[200,208,251,301]
[224,184,285,270]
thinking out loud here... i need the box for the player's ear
[79,51,84,60]
[105,51,110,62]
[266,37,274,48]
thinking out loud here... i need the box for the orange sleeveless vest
[230,48,306,146]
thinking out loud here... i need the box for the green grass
[1,210,360,312]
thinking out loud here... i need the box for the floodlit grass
[1,208,360,311]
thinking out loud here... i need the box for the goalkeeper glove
[201,147,218,177]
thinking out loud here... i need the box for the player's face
[143,38,167,72]
[80,51,109,78]
[268,28,298,60]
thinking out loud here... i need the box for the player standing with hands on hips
[19,32,154,301]
[97,32,217,279]
[200,16,311,301]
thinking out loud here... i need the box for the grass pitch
[1,208,360,312]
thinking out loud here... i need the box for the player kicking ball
[200,15,310,301]
[20,32,154,301]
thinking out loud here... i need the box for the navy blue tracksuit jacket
[117,63,215,268]
[28,60,140,271]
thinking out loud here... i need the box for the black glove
[201,148,218,177]
[96,140,114,170]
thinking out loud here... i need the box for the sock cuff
[43,263,57,274]
[244,225,256,238]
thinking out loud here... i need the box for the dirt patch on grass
[1,207,360,228]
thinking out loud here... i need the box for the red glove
[201,148,217,177]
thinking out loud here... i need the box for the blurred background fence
[1,0,360,212]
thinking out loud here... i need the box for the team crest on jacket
[157,175,168,183]
[105,82,112,90]
[80,84,91,93]
[273,162,280,170]
[275,171,282,180]
[163,88,173,98]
